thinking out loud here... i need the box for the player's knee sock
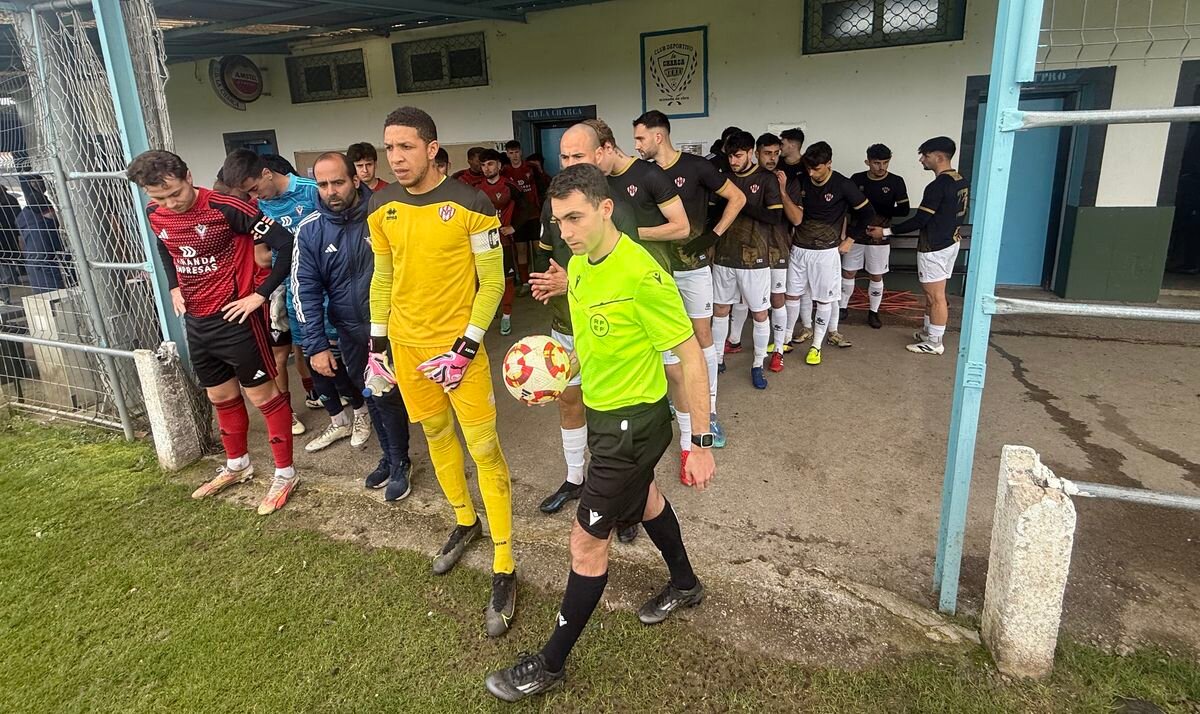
[257,392,294,470]
[676,410,691,453]
[711,314,730,364]
[869,280,884,313]
[770,307,787,353]
[840,278,855,310]
[702,344,718,413]
[813,302,832,349]
[421,410,477,529]
[501,278,514,315]
[800,294,813,329]
[561,426,587,486]
[729,303,749,345]
[642,500,697,590]
[784,298,801,342]
[462,418,514,574]
[928,323,946,345]
[540,569,608,673]
[751,318,769,368]
[301,376,314,395]
[829,299,841,334]
[213,395,249,465]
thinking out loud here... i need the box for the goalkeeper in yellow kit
[367,106,516,637]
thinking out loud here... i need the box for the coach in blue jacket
[294,152,413,499]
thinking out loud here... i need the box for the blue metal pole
[90,0,186,362]
[932,0,1045,614]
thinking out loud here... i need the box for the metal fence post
[932,0,1045,614]
[90,0,185,362]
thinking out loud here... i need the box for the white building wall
[165,0,1186,207]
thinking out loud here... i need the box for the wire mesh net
[0,1,212,448]
[803,0,966,53]
[1040,0,1200,65]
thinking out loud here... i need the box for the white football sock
[840,278,855,309]
[228,454,250,471]
[785,298,801,342]
[829,299,841,334]
[561,426,587,485]
[752,318,770,368]
[712,314,730,364]
[275,465,296,479]
[923,314,931,333]
[928,324,946,345]
[771,307,787,353]
[813,302,832,349]
[800,294,813,329]
[729,303,749,345]
[868,280,884,313]
[702,343,719,414]
[332,409,352,427]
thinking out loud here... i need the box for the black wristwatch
[690,433,714,449]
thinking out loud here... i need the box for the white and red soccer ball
[503,335,571,405]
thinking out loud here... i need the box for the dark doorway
[1159,61,1200,292]
[512,105,596,177]
[960,67,1114,291]
[222,129,278,157]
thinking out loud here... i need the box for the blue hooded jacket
[292,183,374,357]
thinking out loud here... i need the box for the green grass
[0,416,1196,713]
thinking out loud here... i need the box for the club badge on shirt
[439,204,456,222]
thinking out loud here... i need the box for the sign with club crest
[641,26,708,119]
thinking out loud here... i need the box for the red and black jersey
[502,162,542,206]
[369,178,389,192]
[482,177,523,227]
[452,169,485,189]
[149,187,294,319]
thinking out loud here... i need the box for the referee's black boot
[867,310,883,329]
[485,652,565,702]
[539,481,584,514]
[638,580,705,625]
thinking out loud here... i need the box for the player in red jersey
[128,150,300,516]
[503,139,544,290]
[452,147,486,188]
[481,149,526,336]
[347,142,390,192]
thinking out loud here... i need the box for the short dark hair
[346,142,378,163]
[866,143,892,161]
[756,132,782,151]
[919,136,957,158]
[633,110,671,134]
[384,106,438,143]
[721,126,742,141]
[480,149,504,164]
[547,163,611,207]
[803,141,833,168]
[221,149,265,188]
[127,150,189,187]
[504,140,521,151]
[434,147,449,165]
[723,131,755,156]
[260,154,295,177]
[780,128,806,145]
[314,151,355,179]
[466,146,486,160]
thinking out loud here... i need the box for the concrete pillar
[134,343,205,471]
[981,445,1077,679]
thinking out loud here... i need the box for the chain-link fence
[802,0,968,54]
[0,0,211,446]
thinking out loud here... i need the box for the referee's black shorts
[185,307,277,389]
[576,397,672,539]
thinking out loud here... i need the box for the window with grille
[803,0,967,54]
[286,49,369,104]
[392,32,488,94]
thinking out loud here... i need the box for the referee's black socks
[541,570,608,673]
[643,500,698,591]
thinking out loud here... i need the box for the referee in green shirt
[487,164,716,702]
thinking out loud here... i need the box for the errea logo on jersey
[439,204,456,222]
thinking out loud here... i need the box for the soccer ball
[503,335,571,405]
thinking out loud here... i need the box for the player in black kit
[846,144,909,329]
